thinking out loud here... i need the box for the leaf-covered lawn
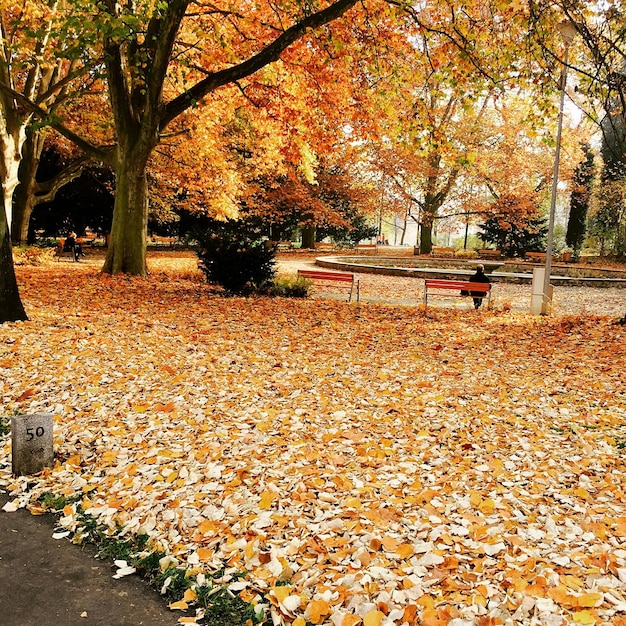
[2,257,626,626]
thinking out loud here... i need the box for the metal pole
[541,44,570,315]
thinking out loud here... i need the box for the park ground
[1,250,626,626]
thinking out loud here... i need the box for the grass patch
[34,494,264,625]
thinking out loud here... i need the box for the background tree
[0,0,94,322]
[530,1,626,257]
[565,144,594,259]
[479,193,548,258]
[41,0,390,276]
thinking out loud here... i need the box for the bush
[454,249,478,259]
[195,219,276,294]
[12,246,56,266]
[265,277,311,298]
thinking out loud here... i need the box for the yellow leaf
[344,496,362,508]
[293,618,307,626]
[396,543,414,558]
[574,487,590,500]
[573,610,596,624]
[575,593,603,608]
[305,599,330,624]
[381,536,399,551]
[259,490,275,510]
[197,547,212,561]
[272,586,292,603]
[478,498,495,515]
[363,610,385,626]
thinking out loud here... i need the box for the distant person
[64,232,83,262]
[468,264,490,309]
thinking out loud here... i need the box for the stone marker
[11,413,54,476]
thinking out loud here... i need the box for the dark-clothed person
[468,264,490,309]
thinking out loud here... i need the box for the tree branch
[0,83,113,163]
[160,0,362,129]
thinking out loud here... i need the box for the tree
[0,207,27,323]
[0,0,96,322]
[479,197,548,258]
[565,144,594,258]
[244,160,378,246]
[47,0,375,276]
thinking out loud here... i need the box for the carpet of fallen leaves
[2,253,626,626]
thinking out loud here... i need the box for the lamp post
[541,20,577,314]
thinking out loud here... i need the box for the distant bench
[355,243,378,254]
[424,279,492,308]
[431,246,456,258]
[315,242,335,252]
[525,251,547,262]
[479,249,502,259]
[268,240,294,251]
[54,238,94,261]
[149,236,176,247]
[297,269,360,302]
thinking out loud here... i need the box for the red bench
[298,269,360,302]
[424,279,491,308]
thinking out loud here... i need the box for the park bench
[298,269,360,302]
[355,243,378,254]
[525,251,548,262]
[479,249,502,259]
[270,240,294,251]
[423,279,492,308]
[315,242,335,252]
[431,246,456,258]
[54,238,91,261]
[149,236,176,247]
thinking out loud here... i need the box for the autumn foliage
[1,256,626,625]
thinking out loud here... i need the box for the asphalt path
[0,493,178,626]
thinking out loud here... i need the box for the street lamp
[541,20,577,314]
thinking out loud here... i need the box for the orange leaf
[15,388,35,402]
[169,600,188,611]
[305,599,330,624]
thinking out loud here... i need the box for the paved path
[276,255,625,316]
[0,493,178,626]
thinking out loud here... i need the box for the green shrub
[266,277,311,298]
[195,219,276,294]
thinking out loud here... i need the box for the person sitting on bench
[63,232,84,262]
[467,264,490,309]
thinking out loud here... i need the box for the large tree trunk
[419,223,433,254]
[301,225,316,249]
[0,126,28,322]
[11,130,45,245]
[0,126,25,231]
[101,154,149,275]
[0,206,28,323]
